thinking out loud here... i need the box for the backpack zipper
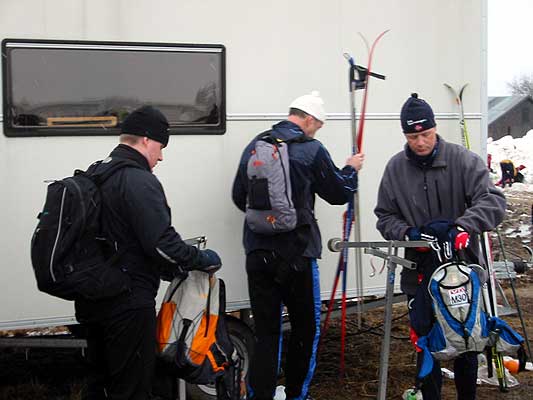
[277,142,293,208]
[205,282,212,337]
[49,186,67,282]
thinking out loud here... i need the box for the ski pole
[480,234,509,391]
[321,205,353,377]
[345,52,364,331]
[321,53,358,378]
[495,227,533,362]
[322,34,387,376]
[492,334,509,392]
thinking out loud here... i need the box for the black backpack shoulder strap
[255,129,276,144]
[268,128,313,145]
[86,158,142,185]
[290,134,314,144]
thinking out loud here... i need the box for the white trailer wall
[0,0,487,329]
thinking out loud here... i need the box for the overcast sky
[488,0,533,96]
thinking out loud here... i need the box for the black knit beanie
[121,105,170,146]
[400,93,436,134]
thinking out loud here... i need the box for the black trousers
[416,351,478,400]
[82,306,157,400]
[408,294,478,400]
[246,250,320,400]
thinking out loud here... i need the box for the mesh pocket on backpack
[248,178,271,210]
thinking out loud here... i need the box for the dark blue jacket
[232,120,358,260]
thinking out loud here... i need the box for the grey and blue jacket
[374,136,506,295]
[232,120,358,260]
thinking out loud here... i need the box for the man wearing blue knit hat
[374,93,506,399]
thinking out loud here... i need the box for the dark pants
[82,306,157,400]
[246,250,320,400]
[408,292,478,400]
[416,351,478,400]
[500,162,515,187]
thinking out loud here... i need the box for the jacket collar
[271,120,308,141]
[404,134,447,168]
[109,144,151,171]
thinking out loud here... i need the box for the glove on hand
[448,226,470,250]
[195,249,222,272]
[423,220,453,244]
[405,227,434,252]
[406,227,421,241]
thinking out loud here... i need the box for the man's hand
[194,249,222,272]
[423,220,470,251]
[423,220,452,243]
[405,227,435,252]
[346,153,364,171]
[448,226,470,250]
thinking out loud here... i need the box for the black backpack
[30,159,138,301]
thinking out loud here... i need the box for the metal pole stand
[178,379,186,400]
[328,239,431,400]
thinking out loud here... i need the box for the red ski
[321,29,389,379]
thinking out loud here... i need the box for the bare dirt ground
[1,191,533,400]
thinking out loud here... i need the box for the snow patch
[488,130,533,191]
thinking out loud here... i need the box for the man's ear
[303,115,314,127]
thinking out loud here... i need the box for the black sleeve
[232,165,247,212]
[232,148,249,212]
[123,170,200,267]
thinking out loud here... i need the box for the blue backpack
[414,261,524,380]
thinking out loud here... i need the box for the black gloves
[193,248,222,273]
[406,220,470,253]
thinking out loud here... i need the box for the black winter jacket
[75,144,201,319]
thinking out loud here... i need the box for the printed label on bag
[448,287,468,308]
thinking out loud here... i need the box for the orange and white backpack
[156,270,243,399]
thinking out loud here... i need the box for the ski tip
[358,32,370,52]
[459,83,469,98]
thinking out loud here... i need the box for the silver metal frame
[328,238,430,400]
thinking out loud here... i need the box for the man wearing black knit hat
[75,105,221,400]
[374,94,506,399]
